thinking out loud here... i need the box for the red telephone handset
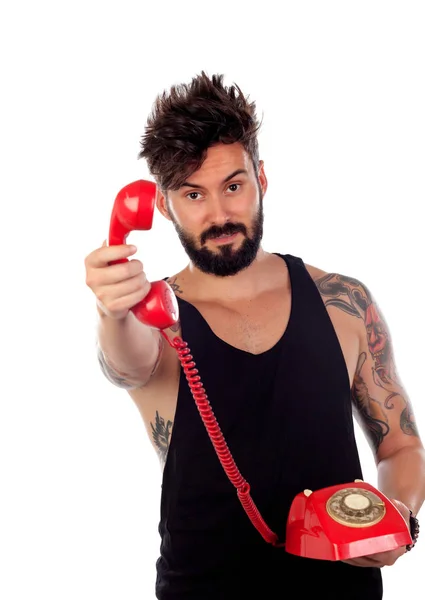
[108,180,179,330]
[108,180,412,560]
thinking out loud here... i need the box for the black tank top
[156,254,383,599]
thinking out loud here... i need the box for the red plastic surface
[285,481,412,560]
[108,179,156,246]
[108,180,178,329]
[133,280,178,331]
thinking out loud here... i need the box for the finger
[96,274,150,307]
[364,546,406,561]
[342,557,380,567]
[99,282,151,315]
[363,552,391,563]
[364,548,406,566]
[86,243,137,268]
[342,547,405,568]
[95,259,145,286]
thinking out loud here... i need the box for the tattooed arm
[316,273,425,517]
[94,269,178,390]
[150,410,173,468]
[97,334,164,390]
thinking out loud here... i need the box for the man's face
[157,143,267,277]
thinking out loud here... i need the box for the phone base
[285,481,412,561]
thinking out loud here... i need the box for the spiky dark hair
[138,71,262,191]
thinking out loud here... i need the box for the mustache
[200,222,247,245]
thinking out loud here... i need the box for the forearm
[97,307,162,388]
[377,445,425,516]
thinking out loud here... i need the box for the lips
[201,223,246,245]
[213,232,235,239]
[209,232,238,243]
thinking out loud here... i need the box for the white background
[1,1,424,598]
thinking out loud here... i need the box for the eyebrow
[180,169,248,190]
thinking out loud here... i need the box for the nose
[206,193,231,225]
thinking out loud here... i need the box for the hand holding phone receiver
[108,180,412,561]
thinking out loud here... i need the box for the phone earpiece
[108,180,156,246]
[108,179,179,330]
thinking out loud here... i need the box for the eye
[227,183,240,193]
[186,191,202,201]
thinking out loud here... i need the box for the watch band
[406,511,420,551]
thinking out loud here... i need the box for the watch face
[326,487,386,528]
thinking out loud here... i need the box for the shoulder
[304,262,373,310]
[302,262,376,348]
[163,271,187,300]
[304,263,328,282]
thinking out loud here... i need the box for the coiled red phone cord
[162,331,283,547]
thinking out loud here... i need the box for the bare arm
[96,307,163,389]
[315,272,425,516]
[353,286,424,516]
[84,242,165,390]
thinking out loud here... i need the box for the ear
[258,160,268,196]
[155,187,172,221]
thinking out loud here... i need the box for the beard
[170,193,264,277]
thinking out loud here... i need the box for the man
[84,72,424,599]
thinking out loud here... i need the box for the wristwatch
[406,511,420,551]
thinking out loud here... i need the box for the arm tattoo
[314,273,370,319]
[351,352,390,452]
[97,347,138,390]
[165,276,181,332]
[97,334,164,390]
[150,410,173,468]
[315,273,419,441]
[150,334,164,376]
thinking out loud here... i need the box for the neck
[181,246,273,302]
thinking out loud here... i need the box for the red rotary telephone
[107,179,413,560]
